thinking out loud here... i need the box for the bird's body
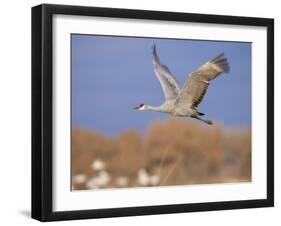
[134,45,230,125]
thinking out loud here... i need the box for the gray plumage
[152,46,181,100]
[134,45,230,125]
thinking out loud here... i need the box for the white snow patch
[116,176,129,187]
[138,168,150,186]
[72,174,87,184]
[91,159,106,171]
[86,171,111,189]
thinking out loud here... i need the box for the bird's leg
[191,115,213,125]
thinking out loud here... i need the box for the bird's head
[133,103,148,110]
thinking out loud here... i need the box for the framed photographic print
[31,4,274,221]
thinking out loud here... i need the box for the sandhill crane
[134,45,230,125]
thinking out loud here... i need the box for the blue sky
[71,34,251,135]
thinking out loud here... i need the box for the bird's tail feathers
[197,111,205,116]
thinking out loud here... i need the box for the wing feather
[174,53,230,110]
[152,45,181,100]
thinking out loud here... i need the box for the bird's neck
[146,105,165,112]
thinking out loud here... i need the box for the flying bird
[134,45,230,125]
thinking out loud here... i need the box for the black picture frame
[32,3,274,222]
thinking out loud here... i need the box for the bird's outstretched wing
[152,45,181,100]
[174,53,230,110]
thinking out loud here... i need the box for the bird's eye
[139,104,144,107]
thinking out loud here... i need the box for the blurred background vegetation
[72,119,251,190]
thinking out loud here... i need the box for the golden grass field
[72,119,251,190]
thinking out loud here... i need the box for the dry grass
[72,119,251,190]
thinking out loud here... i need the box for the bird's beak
[133,106,139,110]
